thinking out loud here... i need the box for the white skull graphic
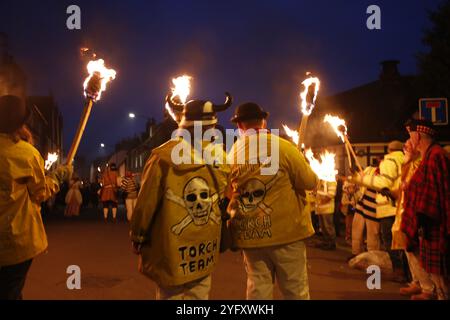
[240,179,266,212]
[183,177,212,225]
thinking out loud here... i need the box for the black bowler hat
[230,102,269,123]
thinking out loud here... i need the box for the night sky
[0,0,443,159]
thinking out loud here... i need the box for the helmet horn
[165,92,184,112]
[212,92,233,112]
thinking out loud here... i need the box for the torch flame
[300,73,320,116]
[282,124,299,146]
[171,75,192,104]
[165,75,192,121]
[45,152,59,171]
[83,59,116,101]
[305,149,338,182]
[324,114,347,143]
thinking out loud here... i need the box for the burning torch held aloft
[324,114,363,174]
[65,56,116,165]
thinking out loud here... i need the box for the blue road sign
[419,98,448,125]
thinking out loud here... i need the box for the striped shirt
[355,187,378,221]
[121,176,138,198]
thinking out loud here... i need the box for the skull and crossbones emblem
[166,177,220,236]
[238,171,283,215]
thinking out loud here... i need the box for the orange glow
[83,59,116,101]
[324,114,347,142]
[165,75,192,121]
[300,73,320,116]
[305,149,338,182]
[45,152,58,170]
[282,124,299,146]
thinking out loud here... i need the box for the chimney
[0,32,9,64]
[379,60,400,83]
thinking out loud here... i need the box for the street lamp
[128,113,156,138]
[99,143,118,168]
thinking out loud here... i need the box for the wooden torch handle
[298,114,309,150]
[65,99,94,165]
[343,135,363,174]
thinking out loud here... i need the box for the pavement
[23,206,406,300]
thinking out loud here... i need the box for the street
[23,206,405,300]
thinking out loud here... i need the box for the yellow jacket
[391,156,421,250]
[0,134,59,266]
[130,138,229,287]
[315,180,337,215]
[227,131,318,249]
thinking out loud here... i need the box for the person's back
[130,91,233,300]
[227,102,318,300]
[131,138,229,288]
[228,132,317,248]
[0,134,55,265]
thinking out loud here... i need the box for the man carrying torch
[66,57,116,165]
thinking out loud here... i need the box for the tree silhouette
[418,0,450,98]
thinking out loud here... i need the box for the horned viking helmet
[166,92,233,128]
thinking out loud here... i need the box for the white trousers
[125,198,137,221]
[242,240,310,300]
[156,275,211,300]
[351,213,380,255]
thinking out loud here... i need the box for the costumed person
[100,163,119,222]
[351,141,406,280]
[393,139,434,297]
[401,119,450,300]
[0,94,72,299]
[121,171,139,222]
[314,179,338,250]
[130,92,232,300]
[340,181,359,246]
[64,177,82,217]
[349,165,380,260]
[227,102,318,300]
[305,190,318,233]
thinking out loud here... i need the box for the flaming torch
[165,75,192,122]
[305,149,338,193]
[282,124,299,146]
[298,73,320,148]
[324,114,363,174]
[45,152,59,171]
[65,58,116,165]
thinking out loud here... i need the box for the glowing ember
[282,124,299,146]
[305,149,338,182]
[45,152,58,171]
[83,59,116,101]
[80,47,97,59]
[324,114,347,142]
[165,75,192,121]
[300,73,320,116]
